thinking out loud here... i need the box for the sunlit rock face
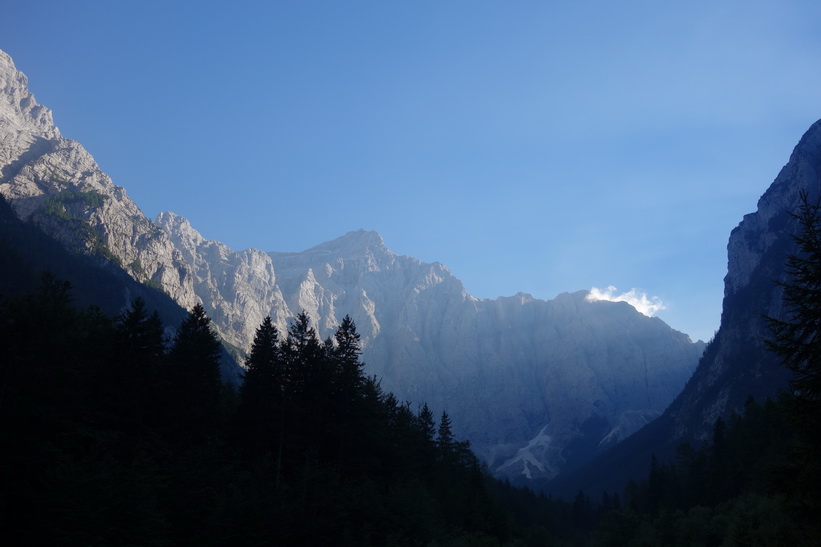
[0,50,197,310]
[0,48,704,481]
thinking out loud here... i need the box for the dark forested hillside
[0,194,244,383]
[0,279,512,545]
[0,194,183,325]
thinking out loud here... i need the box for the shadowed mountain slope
[546,119,821,498]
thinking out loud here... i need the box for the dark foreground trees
[766,189,821,403]
[0,279,509,545]
[764,189,821,536]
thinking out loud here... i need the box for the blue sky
[4,1,821,341]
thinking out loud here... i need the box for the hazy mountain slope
[0,48,704,481]
[546,119,821,498]
[156,186,704,483]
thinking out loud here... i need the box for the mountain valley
[0,48,704,481]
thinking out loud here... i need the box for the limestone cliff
[0,50,197,310]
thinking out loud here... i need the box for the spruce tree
[115,297,165,360]
[437,411,454,457]
[333,315,365,400]
[418,403,437,446]
[284,312,331,455]
[328,316,370,470]
[167,303,223,442]
[103,297,166,430]
[765,189,821,523]
[766,190,821,401]
[283,311,325,387]
[235,316,283,456]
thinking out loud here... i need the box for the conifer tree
[766,190,821,401]
[437,411,454,456]
[327,316,371,469]
[283,311,325,387]
[115,297,165,360]
[765,189,821,521]
[284,312,332,454]
[103,297,165,429]
[418,403,437,446]
[235,316,283,456]
[167,303,223,441]
[333,315,365,400]
[243,316,283,389]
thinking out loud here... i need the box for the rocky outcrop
[725,121,821,296]
[155,211,287,350]
[0,48,704,481]
[0,50,198,310]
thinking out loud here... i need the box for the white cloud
[585,286,665,317]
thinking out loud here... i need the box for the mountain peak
[307,229,389,256]
[155,211,205,246]
[726,118,821,295]
[0,49,60,140]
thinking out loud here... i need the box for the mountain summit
[0,49,704,480]
[305,229,388,256]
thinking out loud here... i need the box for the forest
[2,274,819,546]
[1,192,821,545]
[0,275,513,545]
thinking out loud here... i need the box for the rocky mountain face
[547,119,821,498]
[0,50,198,310]
[0,49,705,481]
[665,119,821,439]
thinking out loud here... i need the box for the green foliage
[129,258,144,277]
[143,278,160,289]
[42,189,108,218]
[49,169,71,187]
[36,189,120,265]
[89,233,120,264]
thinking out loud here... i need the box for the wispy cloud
[585,286,665,317]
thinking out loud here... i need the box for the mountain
[0,50,199,309]
[547,119,821,498]
[156,207,704,482]
[0,48,704,481]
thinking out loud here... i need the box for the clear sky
[3,1,821,342]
